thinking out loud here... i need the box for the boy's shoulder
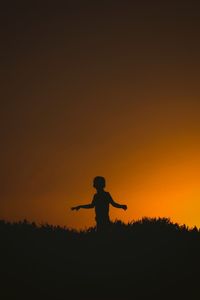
[104,191,112,199]
[102,190,110,196]
[105,191,111,196]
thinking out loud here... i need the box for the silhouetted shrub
[0,218,199,300]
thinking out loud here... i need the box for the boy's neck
[96,188,104,193]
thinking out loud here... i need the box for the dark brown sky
[1,1,200,228]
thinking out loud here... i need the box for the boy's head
[93,176,106,190]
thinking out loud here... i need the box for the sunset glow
[1,2,200,229]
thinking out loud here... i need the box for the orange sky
[1,1,200,228]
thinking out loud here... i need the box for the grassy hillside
[1,218,200,300]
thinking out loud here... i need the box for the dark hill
[1,218,200,300]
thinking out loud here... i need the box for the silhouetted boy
[71,176,127,232]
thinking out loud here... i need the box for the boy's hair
[93,176,106,188]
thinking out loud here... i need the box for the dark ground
[1,218,200,300]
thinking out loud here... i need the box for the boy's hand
[122,205,127,211]
[71,206,80,211]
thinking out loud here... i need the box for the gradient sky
[1,1,200,228]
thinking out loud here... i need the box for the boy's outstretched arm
[109,194,127,210]
[71,203,94,211]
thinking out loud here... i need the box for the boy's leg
[96,218,110,233]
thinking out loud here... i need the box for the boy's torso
[93,191,111,220]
